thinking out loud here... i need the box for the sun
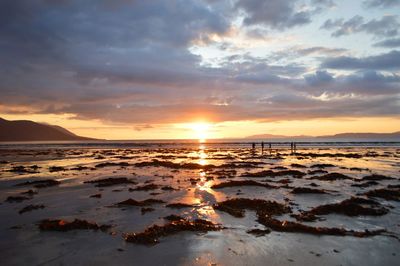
[189,122,211,142]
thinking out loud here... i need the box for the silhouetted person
[252,142,255,149]
[261,141,264,154]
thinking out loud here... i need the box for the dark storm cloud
[235,0,314,29]
[321,50,400,70]
[373,38,400,48]
[362,0,400,8]
[321,15,399,38]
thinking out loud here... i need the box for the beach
[0,142,399,265]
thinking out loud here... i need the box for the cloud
[0,0,399,126]
[321,50,400,70]
[362,0,400,8]
[373,38,400,48]
[321,15,399,38]
[235,0,314,29]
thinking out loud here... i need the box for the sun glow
[189,122,211,142]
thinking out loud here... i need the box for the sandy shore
[0,145,399,265]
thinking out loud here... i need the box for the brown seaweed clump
[19,204,45,214]
[211,180,277,190]
[166,203,195,209]
[257,216,386,238]
[246,228,271,237]
[364,188,400,201]
[129,184,159,191]
[115,198,165,207]
[242,170,306,178]
[310,173,352,181]
[213,198,291,218]
[297,197,389,219]
[124,218,222,245]
[39,219,111,232]
[141,207,155,215]
[290,187,328,194]
[15,179,60,188]
[84,177,136,187]
[5,196,31,203]
[357,174,394,181]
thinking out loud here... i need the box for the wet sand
[0,145,399,265]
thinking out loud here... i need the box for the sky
[0,0,399,140]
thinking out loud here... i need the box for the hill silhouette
[0,118,96,141]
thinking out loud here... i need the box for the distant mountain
[246,131,400,141]
[0,118,97,141]
[316,132,400,140]
[245,133,311,139]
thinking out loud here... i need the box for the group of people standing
[251,141,297,154]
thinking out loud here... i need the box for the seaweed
[124,218,222,245]
[166,203,195,209]
[290,187,328,194]
[95,162,130,168]
[242,170,305,178]
[39,219,111,231]
[257,216,385,238]
[310,164,335,168]
[310,173,352,181]
[115,198,165,207]
[84,177,136,187]
[213,198,291,218]
[211,180,277,189]
[19,204,45,214]
[163,214,184,221]
[5,196,31,203]
[246,228,271,236]
[129,184,159,191]
[141,207,155,215]
[49,166,65,172]
[300,197,389,218]
[15,179,60,188]
[364,188,400,201]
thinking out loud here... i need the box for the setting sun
[188,122,211,142]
